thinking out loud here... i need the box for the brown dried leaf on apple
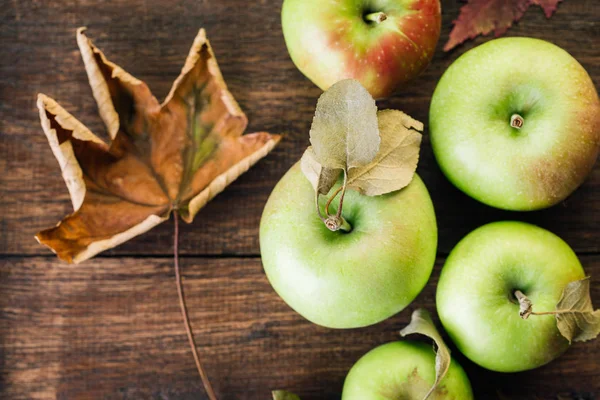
[554,277,600,343]
[347,110,422,196]
[301,80,422,232]
[445,0,563,51]
[309,79,380,170]
[400,309,451,400]
[300,147,341,196]
[301,86,423,198]
[301,111,423,197]
[36,27,281,263]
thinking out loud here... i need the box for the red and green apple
[281,0,442,98]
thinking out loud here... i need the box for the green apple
[436,221,586,372]
[260,163,437,329]
[281,0,441,99]
[342,341,474,399]
[430,37,600,211]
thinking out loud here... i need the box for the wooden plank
[1,0,599,256]
[0,256,598,399]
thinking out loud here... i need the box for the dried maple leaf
[444,0,563,51]
[36,27,281,263]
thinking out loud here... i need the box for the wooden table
[1,1,598,399]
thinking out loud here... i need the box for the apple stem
[514,290,533,319]
[364,11,388,24]
[510,114,524,129]
[324,215,352,232]
[515,290,565,320]
[316,169,353,233]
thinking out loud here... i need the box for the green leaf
[309,79,380,170]
[555,277,600,343]
[347,110,423,196]
[300,147,341,195]
[399,309,451,400]
[272,390,301,400]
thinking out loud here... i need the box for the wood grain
[1,256,599,400]
[0,0,599,256]
[0,0,599,399]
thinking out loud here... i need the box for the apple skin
[342,341,474,400]
[259,163,437,329]
[436,221,586,372]
[281,0,441,99]
[430,37,600,211]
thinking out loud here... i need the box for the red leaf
[531,0,562,17]
[444,0,563,51]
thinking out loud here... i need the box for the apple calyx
[301,79,424,233]
[510,114,524,129]
[514,278,600,343]
[364,11,387,24]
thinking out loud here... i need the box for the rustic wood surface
[0,0,598,399]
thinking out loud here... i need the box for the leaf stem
[325,186,343,216]
[527,310,562,316]
[173,211,218,400]
[336,169,348,221]
[514,290,564,319]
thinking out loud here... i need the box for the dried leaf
[445,0,562,51]
[36,27,280,263]
[301,111,423,197]
[272,390,301,400]
[300,147,341,195]
[309,79,380,170]
[347,110,423,196]
[554,277,600,343]
[400,309,451,400]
